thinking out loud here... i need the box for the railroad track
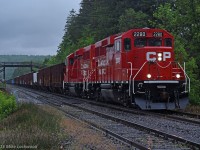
[164,110,200,123]
[79,99,200,126]
[12,86,200,126]
[11,86,200,150]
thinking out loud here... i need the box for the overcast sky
[0,0,81,55]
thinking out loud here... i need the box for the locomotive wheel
[94,90,100,101]
[123,100,131,107]
[122,92,130,107]
[80,91,86,98]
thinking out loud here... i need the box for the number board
[153,32,163,37]
[133,32,146,37]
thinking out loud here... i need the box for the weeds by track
[163,110,200,124]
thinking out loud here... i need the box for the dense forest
[0,55,50,80]
[45,0,200,105]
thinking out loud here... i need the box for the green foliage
[77,25,95,48]
[119,8,148,31]
[43,55,58,66]
[174,35,188,62]
[151,0,200,105]
[0,91,17,120]
[150,3,179,33]
[185,58,200,105]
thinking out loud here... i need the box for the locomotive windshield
[134,38,146,47]
[148,38,162,46]
[134,38,172,47]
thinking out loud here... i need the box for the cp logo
[146,52,171,61]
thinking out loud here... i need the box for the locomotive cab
[64,53,78,96]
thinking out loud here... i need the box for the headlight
[176,74,180,79]
[158,53,162,57]
[157,53,162,61]
[147,74,151,79]
[158,57,162,61]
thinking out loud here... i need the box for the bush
[0,91,17,120]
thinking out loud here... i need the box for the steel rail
[167,110,200,119]
[90,101,200,125]
[62,101,200,148]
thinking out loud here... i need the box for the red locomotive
[64,28,190,109]
[12,28,190,110]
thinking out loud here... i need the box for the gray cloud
[0,0,81,55]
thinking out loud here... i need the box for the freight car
[11,28,190,110]
[11,72,37,88]
[35,63,65,92]
[49,63,65,93]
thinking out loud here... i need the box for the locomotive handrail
[177,62,190,93]
[132,61,148,95]
[83,68,96,91]
[128,62,133,96]
[155,61,172,68]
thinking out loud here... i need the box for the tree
[151,1,200,105]
[77,25,95,48]
[118,8,148,31]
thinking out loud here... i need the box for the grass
[0,103,121,150]
[0,104,66,150]
[185,104,200,114]
[0,90,17,120]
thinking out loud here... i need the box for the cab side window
[165,38,172,47]
[124,38,131,51]
[115,40,121,52]
[69,58,74,65]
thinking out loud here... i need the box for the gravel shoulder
[59,113,130,150]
